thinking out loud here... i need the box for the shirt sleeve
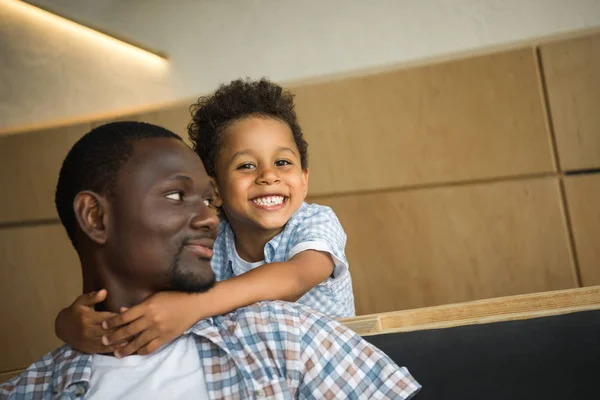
[297,311,421,399]
[288,206,349,279]
[210,220,234,282]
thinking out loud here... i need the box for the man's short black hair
[55,121,183,247]
[188,78,308,178]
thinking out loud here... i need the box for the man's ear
[211,177,224,208]
[73,191,108,245]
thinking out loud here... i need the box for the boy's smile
[214,116,308,253]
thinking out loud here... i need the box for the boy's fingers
[87,311,118,324]
[102,317,150,345]
[102,339,129,353]
[73,289,107,307]
[136,339,161,356]
[88,324,111,339]
[102,306,143,330]
[115,329,158,358]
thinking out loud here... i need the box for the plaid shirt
[212,202,356,318]
[1,301,419,399]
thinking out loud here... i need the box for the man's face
[106,137,219,293]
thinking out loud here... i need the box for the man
[0,122,420,399]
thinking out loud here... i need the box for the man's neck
[81,254,154,313]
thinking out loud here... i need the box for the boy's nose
[257,168,280,185]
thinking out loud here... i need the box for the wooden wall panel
[0,225,81,372]
[89,113,144,128]
[293,48,554,196]
[0,370,23,384]
[91,106,194,146]
[540,33,600,171]
[564,174,600,286]
[0,123,90,224]
[312,177,575,315]
[141,103,194,146]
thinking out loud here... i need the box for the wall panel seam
[535,46,582,287]
[0,219,61,229]
[308,172,557,200]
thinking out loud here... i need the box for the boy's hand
[101,291,202,357]
[55,289,121,354]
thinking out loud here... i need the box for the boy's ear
[73,191,109,245]
[211,177,224,208]
[302,168,309,198]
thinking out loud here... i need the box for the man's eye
[237,163,256,170]
[203,198,214,207]
[275,159,292,167]
[166,191,183,201]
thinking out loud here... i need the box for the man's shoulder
[0,345,75,396]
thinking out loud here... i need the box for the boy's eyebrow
[276,146,298,156]
[229,150,252,164]
[228,146,299,164]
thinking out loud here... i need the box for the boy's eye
[275,159,292,167]
[166,191,184,201]
[237,163,256,170]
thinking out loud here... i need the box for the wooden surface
[141,103,194,146]
[540,33,600,171]
[0,123,89,224]
[314,177,576,315]
[0,224,81,372]
[89,113,144,128]
[0,370,23,384]
[340,286,600,336]
[293,47,554,196]
[564,174,600,286]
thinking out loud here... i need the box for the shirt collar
[51,346,92,395]
[223,202,309,264]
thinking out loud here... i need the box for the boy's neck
[232,225,284,263]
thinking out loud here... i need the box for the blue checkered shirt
[212,202,355,318]
[1,301,420,399]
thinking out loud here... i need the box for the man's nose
[190,203,219,233]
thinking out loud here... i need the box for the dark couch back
[364,310,600,400]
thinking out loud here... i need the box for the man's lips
[184,238,214,259]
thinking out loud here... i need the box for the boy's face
[214,116,308,238]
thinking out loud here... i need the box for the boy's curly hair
[187,78,308,177]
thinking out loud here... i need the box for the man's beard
[169,239,216,293]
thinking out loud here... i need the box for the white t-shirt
[86,335,208,399]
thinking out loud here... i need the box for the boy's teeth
[252,196,285,206]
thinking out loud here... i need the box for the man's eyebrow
[168,174,193,183]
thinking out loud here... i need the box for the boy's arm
[209,249,334,304]
[102,250,334,356]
